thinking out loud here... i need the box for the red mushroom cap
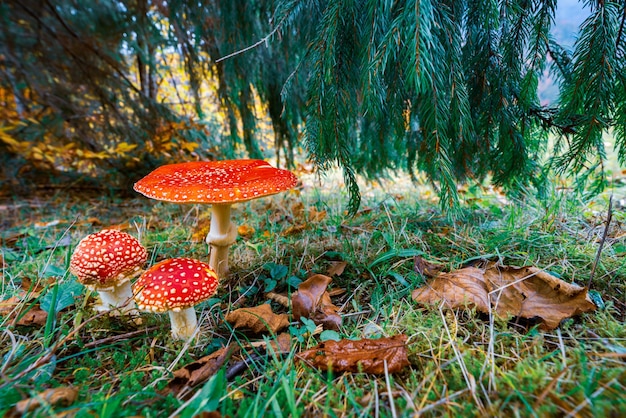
[133,159,298,204]
[133,258,219,312]
[70,229,148,289]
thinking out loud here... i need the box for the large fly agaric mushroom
[133,159,298,276]
[70,229,147,313]
[133,257,219,340]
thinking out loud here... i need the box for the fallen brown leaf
[413,255,444,278]
[290,201,305,219]
[326,261,348,277]
[226,333,294,381]
[292,274,342,330]
[0,230,28,247]
[225,304,290,334]
[281,223,307,236]
[0,297,48,327]
[80,217,103,226]
[248,332,293,354]
[296,334,410,374]
[308,207,327,222]
[237,224,256,238]
[15,307,48,327]
[166,344,238,396]
[266,291,290,308]
[412,263,597,330]
[13,387,78,414]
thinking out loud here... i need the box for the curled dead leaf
[296,334,410,374]
[292,274,342,330]
[412,263,597,330]
[266,291,290,308]
[326,261,348,277]
[14,387,78,414]
[166,344,238,396]
[225,304,290,334]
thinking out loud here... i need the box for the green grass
[1,172,625,417]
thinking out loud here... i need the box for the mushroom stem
[206,203,238,277]
[93,280,137,314]
[168,307,198,340]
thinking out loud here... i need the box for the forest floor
[1,168,625,417]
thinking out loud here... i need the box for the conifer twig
[215,23,283,63]
[587,195,613,289]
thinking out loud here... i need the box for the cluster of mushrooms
[69,160,298,340]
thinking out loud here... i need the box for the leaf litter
[10,387,78,416]
[225,304,290,334]
[165,344,239,397]
[296,334,410,374]
[292,274,342,330]
[412,261,597,329]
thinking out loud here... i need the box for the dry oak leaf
[412,263,597,330]
[292,274,342,331]
[225,304,290,334]
[166,344,238,396]
[296,334,410,374]
[13,387,78,415]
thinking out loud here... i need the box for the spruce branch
[215,23,284,63]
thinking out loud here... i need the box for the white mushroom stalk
[206,204,238,277]
[90,280,136,314]
[168,307,199,340]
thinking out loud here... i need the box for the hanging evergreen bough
[2,1,625,212]
[274,0,626,213]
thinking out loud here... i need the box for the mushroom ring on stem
[70,229,147,314]
[133,257,219,340]
[133,159,298,276]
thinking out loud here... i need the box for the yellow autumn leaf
[82,150,108,159]
[237,224,255,238]
[114,142,138,154]
[181,141,200,152]
[0,134,21,147]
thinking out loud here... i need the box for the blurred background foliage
[0,1,624,211]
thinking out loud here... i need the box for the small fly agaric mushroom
[133,257,219,340]
[70,229,147,313]
[133,159,298,276]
